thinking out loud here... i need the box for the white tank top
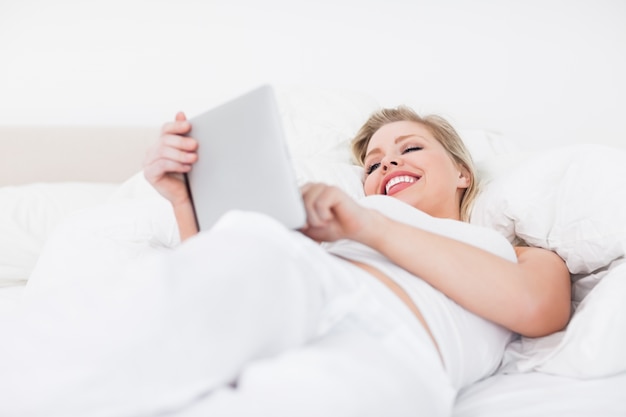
[322,195,517,389]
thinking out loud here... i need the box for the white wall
[1,0,625,151]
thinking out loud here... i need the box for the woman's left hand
[299,183,374,243]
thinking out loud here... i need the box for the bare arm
[360,211,571,337]
[171,200,199,242]
[143,112,200,241]
[301,183,571,338]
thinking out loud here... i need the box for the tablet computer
[184,85,307,231]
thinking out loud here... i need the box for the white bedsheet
[454,371,626,417]
[169,369,626,417]
[0,284,24,318]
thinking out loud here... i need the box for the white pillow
[274,85,380,161]
[274,85,517,198]
[472,144,626,275]
[0,182,118,285]
[538,260,626,378]
[501,260,626,379]
[472,144,626,378]
[458,129,520,164]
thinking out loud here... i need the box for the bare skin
[144,114,572,362]
[144,112,199,241]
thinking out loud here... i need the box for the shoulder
[360,195,517,261]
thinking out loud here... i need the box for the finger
[301,183,324,222]
[300,182,325,202]
[161,118,191,136]
[175,111,187,122]
[161,133,199,152]
[145,135,196,166]
[312,189,336,222]
[302,184,335,227]
[157,144,198,165]
[144,159,193,182]
[144,138,195,167]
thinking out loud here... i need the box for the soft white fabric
[454,370,626,417]
[4,86,625,415]
[0,182,117,286]
[24,175,178,297]
[274,85,380,161]
[537,261,626,377]
[274,85,515,199]
[472,144,626,276]
[324,195,517,389]
[0,285,24,318]
[471,144,626,379]
[293,158,365,200]
[276,85,516,165]
[500,260,626,379]
[0,86,515,287]
[457,129,519,164]
[2,211,454,417]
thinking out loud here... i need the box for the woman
[142,106,571,416]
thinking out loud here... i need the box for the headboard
[0,126,158,186]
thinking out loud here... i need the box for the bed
[1,86,626,416]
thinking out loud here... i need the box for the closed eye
[366,146,421,175]
[365,162,381,175]
[402,146,422,154]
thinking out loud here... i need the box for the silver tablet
[185,85,306,231]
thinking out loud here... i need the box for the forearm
[173,200,199,242]
[359,211,570,337]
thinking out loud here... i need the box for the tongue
[387,181,414,196]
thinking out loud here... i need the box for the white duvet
[2,190,457,417]
[2,87,626,416]
[0,187,186,416]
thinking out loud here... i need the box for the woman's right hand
[143,112,198,206]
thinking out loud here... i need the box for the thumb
[175,111,187,121]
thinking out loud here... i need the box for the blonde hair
[351,106,478,222]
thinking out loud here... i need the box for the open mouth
[384,175,420,195]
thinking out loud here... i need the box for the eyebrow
[364,134,424,162]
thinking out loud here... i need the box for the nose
[382,160,399,171]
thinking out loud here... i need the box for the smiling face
[362,121,470,220]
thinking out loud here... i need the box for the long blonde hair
[351,106,478,222]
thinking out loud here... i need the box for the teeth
[385,175,416,194]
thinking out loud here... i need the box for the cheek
[363,175,379,195]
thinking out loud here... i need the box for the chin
[389,193,419,208]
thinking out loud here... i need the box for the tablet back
[185,85,306,231]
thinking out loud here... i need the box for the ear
[457,165,471,189]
